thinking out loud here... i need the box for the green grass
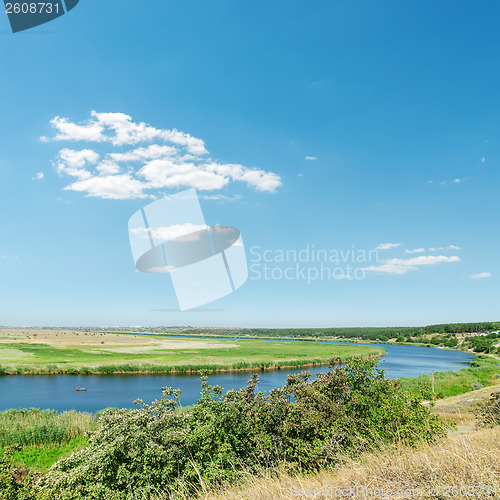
[0,437,89,472]
[0,338,384,374]
[0,409,96,472]
[399,354,500,398]
[0,409,96,446]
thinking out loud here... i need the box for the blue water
[0,342,474,413]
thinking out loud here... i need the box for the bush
[475,392,500,427]
[471,379,485,391]
[37,359,449,499]
[0,455,37,499]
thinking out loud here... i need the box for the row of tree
[190,321,500,341]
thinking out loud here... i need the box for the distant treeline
[190,322,500,341]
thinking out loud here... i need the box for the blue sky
[0,0,498,327]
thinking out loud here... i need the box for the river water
[0,342,474,413]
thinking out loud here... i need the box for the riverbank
[0,353,383,376]
[0,330,384,375]
[399,354,500,398]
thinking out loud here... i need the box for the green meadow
[399,354,500,398]
[0,409,95,472]
[0,330,384,374]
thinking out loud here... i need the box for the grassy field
[0,437,90,472]
[0,328,384,374]
[0,409,95,472]
[399,354,500,398]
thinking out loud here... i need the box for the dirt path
[427,383,500,433]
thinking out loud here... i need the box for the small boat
[75,387,87,391]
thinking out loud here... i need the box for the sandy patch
[0,348,35,360]
[0,329,155,347]
[95,339,238,354]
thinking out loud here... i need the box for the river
[0,342,475,413]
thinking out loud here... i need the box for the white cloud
[42,116,106,143]
[200,194,242,202]
[32,172,44,181]
[376,243,402,250]
[429,179,465,185]
[43,111,207,155]
[205,162,282,192]
[305,156,318,161]
[109,145,177,163]
[64,175,148,200]
[470,272,492,280]
[429,245,461,252]
[131,223,207,242]
[404,248,425,254]
[364,255,461,276]
[44,112,282,199]
[406,245,460,253]
[481,157,486,163]
[55,148,99,180]
[139,159,229,191]
[58,148,99,168]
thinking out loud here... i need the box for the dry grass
[432,385,500,415]
[0,328,151,347]
[201,427,500,499]
[430,386,500,432]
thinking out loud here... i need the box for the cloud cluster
[429,245,461,251]
[364,255,461,276]
[379,244,461,254]
[375,243,402,250]
[470,272,492,280]
[43,112,282,199]
[404,248,425,254]
[367,243,463,275]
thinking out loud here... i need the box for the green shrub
[0,455,37,499]
[37,358,449,499]
[96,365,116,374]
[471,379,484,391]
[475,391,500,427]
